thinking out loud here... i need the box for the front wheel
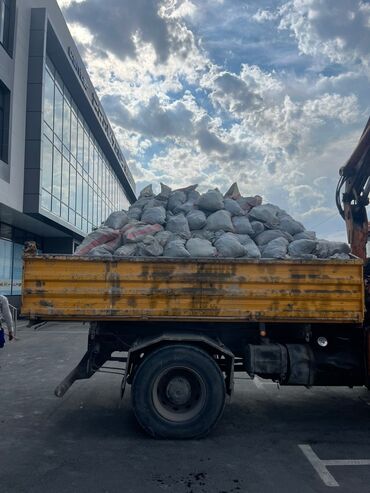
[131,344,226,439]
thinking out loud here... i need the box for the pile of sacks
[74,183,350,260]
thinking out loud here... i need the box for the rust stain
[22,256,365,324]
[39,299,53,308]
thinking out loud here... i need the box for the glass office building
[41,57,130,235]
[0,2,136,306]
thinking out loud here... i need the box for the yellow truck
[21,118,370,439]
[22,254,369,438]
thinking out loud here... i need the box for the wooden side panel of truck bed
[21,256,364,323]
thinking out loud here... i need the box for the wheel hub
[166,377,191,406]
[152,366,207,422]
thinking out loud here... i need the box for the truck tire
[131,344,226,439]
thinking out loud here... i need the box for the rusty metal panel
[21,256,364,323]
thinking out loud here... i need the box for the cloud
[65,0,196,63]
[57,0,369,240]
[102,94,195,139]
[278,0,370,70]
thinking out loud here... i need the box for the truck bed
[21,255,364,324]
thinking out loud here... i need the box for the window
[0,238,12,295]
[0,0,15,56]
[0,0,9,50]
[0,80,10,163]
[0,225,43,296]
[40,58,130,234]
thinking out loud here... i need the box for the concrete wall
[0,0,32,211]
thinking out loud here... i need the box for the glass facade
[41,56,130,235]
[0,223,42,296]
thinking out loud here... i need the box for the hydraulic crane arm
[336,117,370,259]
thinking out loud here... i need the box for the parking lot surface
[1,322,370,493]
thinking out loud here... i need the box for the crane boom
[336,118,370,259]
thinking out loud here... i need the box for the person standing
[0,295,14,347]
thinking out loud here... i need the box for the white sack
[248,204,279,227]
[87,245,113,258]
[74,227,122,256]
[250,221,265,237]
[186,238,217,257]
[187,210,207,230]
[232,216,254,235]
[206,210,234,232]
[115,244,138,257]
[127,207,142,221]
[167,191,187,211]
[104,211,129,230]
[316,241,350,259]
[214,233,247,258]
[123,223,163,243]
[164,239,190,258]
[137,236,164,257]
[197,189,224,212]
[155,231,174,247]
[141,206,166,225]
[278,216,305,235]
[224,198,244,216]
[166,214,191,239]
[288,239,317,258]
[294,231,316,241]
[261,238,289,259]
[255,229,292,246]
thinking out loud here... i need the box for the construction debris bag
[123,223,163,243]
[255,229,292,247]
[248,204,280,227]
[137,236,164,257]
[288,239,317,258]
[197,189,224,212]
[316,240,350,259]
[234,235,261,259]
[278,216,305,236]
[74,227,122,256]
[206,210,234,232]
[104,211,129,230]
[187,210,207,230]
[214,233,247,258]
[250,221,265,237]
[166,214,191,239]
[187,190,201,204]
[127,206,142,221]
[155,183,172,202]
[237,195,263,212]
[186,238,217,257]
[163,239,190,258]
[294,231,316,241]
[87,245,113,258]
[115,244,138,257]
[167,191,187,212]
[224,182,241,200]
[74,181,351,261]
[191,229,216,242]
[224,198,244,216]
[261,237,289,259]
[174,201,195,215]
[155,231,174,247]
[232,216,254,235]
[141,206,166,225]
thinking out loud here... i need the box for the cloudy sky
[57,0,370,240]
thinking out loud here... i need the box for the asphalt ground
[1,322,370,493]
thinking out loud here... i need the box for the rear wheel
[131,344,226,439]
